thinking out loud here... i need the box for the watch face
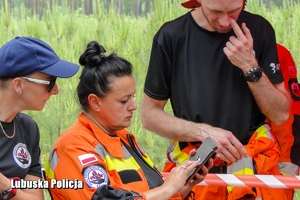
[250,72,260,81]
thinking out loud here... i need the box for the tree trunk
[8,0,14,11]
[39,0,46,18]
[85,0,93,15]
[49,0,52,11]
[117,0,122,15]
[135,0,141,18]
[74,0,79,11]
[145,0,150,15]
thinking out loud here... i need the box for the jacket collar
[78,113,131,158]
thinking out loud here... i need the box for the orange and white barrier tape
[161,172,300,189]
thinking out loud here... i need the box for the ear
[88,94,101,111]
[12,78,23,94]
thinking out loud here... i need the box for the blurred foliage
[2,0,298,18]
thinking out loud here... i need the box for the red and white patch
[78,154,98,166]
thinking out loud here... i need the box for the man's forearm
[141,106,204,141]
[248,73,290,125]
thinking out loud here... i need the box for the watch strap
[241,66,263,82]
[0,188,16,200]
[0,177,19,200]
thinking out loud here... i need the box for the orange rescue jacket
[45,113,183,200]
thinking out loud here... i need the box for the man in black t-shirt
[141,0,291,199]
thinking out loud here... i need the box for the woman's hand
[162,160,201,196]
[179,149,214,198]
[0,172,11,193]
[186,148,214,184]
[179,158,213,198]
[144,153,214,200]
[187,158,213,185]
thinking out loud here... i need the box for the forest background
[0,0,299,197]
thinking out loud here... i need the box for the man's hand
[223,18,258,73]
[199,124,248,163]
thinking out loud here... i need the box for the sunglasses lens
[48,79,57,92]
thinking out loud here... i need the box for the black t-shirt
[144,10,283,144]
[0,113,42,179]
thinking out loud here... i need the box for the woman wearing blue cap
[0,36,79,200]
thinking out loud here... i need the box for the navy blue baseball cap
[0,36,80,78]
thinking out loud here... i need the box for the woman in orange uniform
[45,41,213,200]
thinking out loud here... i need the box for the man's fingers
[188,149,197,158]
[241,23,254,45]
[217,138,248,163]
[217,151,232,163]
[225,40,235,50]
[230,18,244,39]
[230,18,253,45]
[220,147,239,162]
[230,137,249,158]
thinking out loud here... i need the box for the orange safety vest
[227,123,288,200]
[164,124,293,200]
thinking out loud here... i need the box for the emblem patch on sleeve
[288,78,300,101]
[13,143,31,169]
[82,164,108,188]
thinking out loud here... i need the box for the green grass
[0,1,299,199]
